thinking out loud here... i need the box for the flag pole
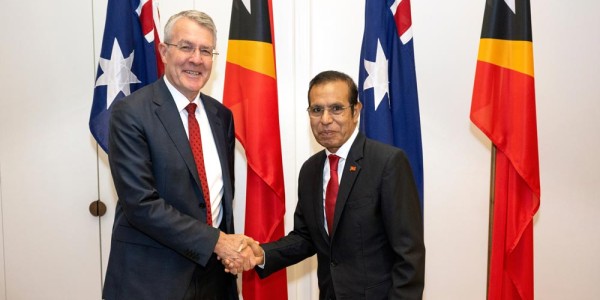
[486,144,496,300]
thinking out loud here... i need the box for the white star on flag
[363,39,389,110]
[95,38,141,109]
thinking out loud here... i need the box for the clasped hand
[214,232,264,275]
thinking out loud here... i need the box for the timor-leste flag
[223,0,287,300]
[470,0,540,299]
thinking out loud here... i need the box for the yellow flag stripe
[477,38,534,77]
[226,40,276,79]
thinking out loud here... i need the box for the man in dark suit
[245,70,425,299]
[103,10,256,300]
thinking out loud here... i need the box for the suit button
[199,203,206,208]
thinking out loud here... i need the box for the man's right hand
[249,240,264,266]
[214,232,257,274]
[217,235,264,274]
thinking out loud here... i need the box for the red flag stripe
[471,61,540,198]
[223,62,285,201]
[488,151,537,299]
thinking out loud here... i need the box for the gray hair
[164,10,217,45]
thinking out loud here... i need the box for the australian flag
[358,0,424,209]
[89,0,163,153]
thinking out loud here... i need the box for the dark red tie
[186,103,212,226]
[325,154,340,235]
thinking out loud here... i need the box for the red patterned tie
[185,103,212,226]
[325,154,340,235]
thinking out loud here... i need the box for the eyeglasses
[164,42,219,58]
[306,105,352,117]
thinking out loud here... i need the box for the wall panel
[0,0,102,298]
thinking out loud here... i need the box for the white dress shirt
[164,77,224,228]
[322,127,359,234]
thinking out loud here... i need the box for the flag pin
[349,165,357,172]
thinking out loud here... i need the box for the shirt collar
[164,76,201,112]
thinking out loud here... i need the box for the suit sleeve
[108,99,220,266]
[256,163,318,278]
[382,150,426,299]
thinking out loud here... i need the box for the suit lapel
[152,79,201,188]
[310,152,330,242]
[201,94,234,229]
[331,133,365,237]
[200,94,228,189]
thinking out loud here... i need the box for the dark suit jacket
[103,78,238,300]
[257,133,425,300]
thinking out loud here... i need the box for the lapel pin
[349,165,357,172]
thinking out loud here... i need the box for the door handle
[89,200,107,217]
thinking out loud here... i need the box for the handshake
[214,232,264,275]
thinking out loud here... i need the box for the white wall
[0,0,598,299]
[531,1,600,298]
[0,0,107,298]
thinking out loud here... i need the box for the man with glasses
[104,10,257,300]
[241,70,425,299]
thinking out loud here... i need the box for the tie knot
[328,154,340,170]
[185,103,197,115]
